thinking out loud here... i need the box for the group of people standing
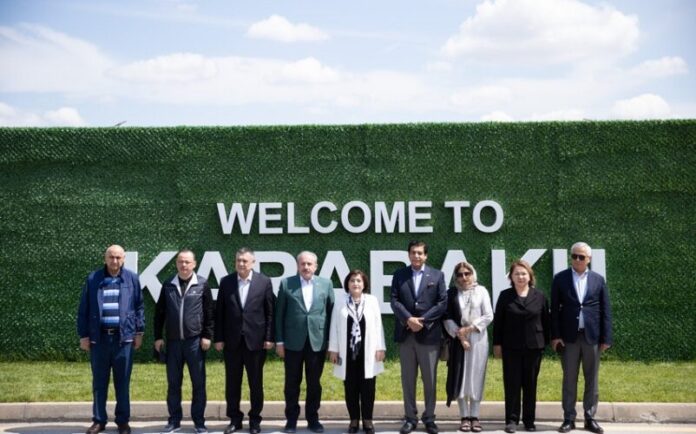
[77,240,612,434]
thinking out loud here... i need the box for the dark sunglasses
[456,271,472,278]
[571,254,587,261]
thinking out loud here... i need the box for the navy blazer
[390,265,447,345]
[77,266,145,344]
[550,268,613,346]
[493,287,549,350]
[215,271,275,351]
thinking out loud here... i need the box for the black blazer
[550,268,613,345]
[390,265,447,345]
[493,287,549,350]
[214,271,275,351]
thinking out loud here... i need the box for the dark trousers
[344,354,376,420]
[224,340,267,425]
[90,332,133,425]
[166,337,207,426]
[283,339,326,424]
[502,348,543,425]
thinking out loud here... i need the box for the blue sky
[1,0,694,126]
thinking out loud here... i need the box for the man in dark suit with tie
[390,241,447,434]
[275,251,335,434]
[215,247,276,434]
[551,242,613,434]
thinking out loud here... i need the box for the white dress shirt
[573,269,588,329]
[238,270,253,309]
[301,277,314,311]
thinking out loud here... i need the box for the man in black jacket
[154,249,214,434]
[215,247,275,434]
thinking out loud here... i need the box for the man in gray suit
[551,242,613,434]
[390,241,447,434]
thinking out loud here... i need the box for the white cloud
[611,93,671,119]
[0,102,86,126]
[247,15,328,43]
[109,53,218,83]
[279,57,339,83]
[481,111,514,121]
[442,0,639,64]
[44,107,86,126]
[425,61,452,73]
[630,56,688,79]
[0,24,113,93]
[450,85,512,109]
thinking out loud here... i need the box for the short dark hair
[343,269,370,294]
[408,240,428,254]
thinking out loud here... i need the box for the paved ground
[2,420,696,434]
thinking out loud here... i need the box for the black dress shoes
[282,422,297,433]
[224,422,243,434]
[347,420,360,434]
[424,421,439,434]
[85,422,105,434]
[584,419,604,433]
[362,420,374,434]
[117,423,131,434]
[308,421,325,433]
[504,422,517,433]
[399,421,416,434]
[249,423,261,434]
[558,420,575,433]
[523,422,536,431]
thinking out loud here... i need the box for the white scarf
[346,294,365,360]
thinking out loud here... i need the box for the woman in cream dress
[444,261,493,433]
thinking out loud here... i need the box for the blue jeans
[166,337,207,426]
[90,332,133,425]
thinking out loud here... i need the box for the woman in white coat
[444,261,493,433]
[328,269,386,434]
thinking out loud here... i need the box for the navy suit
[390,265,447,424]
[551,268,613,421]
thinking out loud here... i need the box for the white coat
[328,293,386,380]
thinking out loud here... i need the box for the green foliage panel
[1,121,695,361]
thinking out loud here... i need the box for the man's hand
[328,351,339,364]
[214,342,224,352]
[407,316,424,332]
[375,350,386,362]
[263,341,274,350]
[134,335,143,350]
[79,337,90,352]
[154,339,164,352]
[551,338,564,352]
[493,345,502,359]
[200,338,211,351]
[276,343,285,358]
[600,343,611,352]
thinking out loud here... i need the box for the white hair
[296,251,318,264]
[571,241,592,256]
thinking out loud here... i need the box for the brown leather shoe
[86,422,105,434]
[117,423,131,434]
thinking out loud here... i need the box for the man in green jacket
[275,251,335,434]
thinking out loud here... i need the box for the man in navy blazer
[215,247,275,434]
[390,240,447,434]
[551,242,613,434]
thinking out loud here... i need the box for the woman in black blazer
[493,260,550,433]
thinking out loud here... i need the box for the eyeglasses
[571,254,587,261]
[456,271,472,278]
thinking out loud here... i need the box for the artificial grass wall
[0,121,694,361]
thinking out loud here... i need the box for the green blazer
[275,274,335,352]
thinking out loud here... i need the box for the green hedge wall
[1,121,695,361]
